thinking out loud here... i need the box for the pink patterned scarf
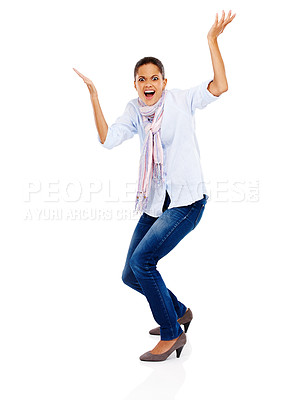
[135,89,166,213]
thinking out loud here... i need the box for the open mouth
[144,90,155,100]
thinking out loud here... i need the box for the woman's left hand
[207,10,236,41]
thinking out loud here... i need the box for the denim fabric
[122,191,208,340]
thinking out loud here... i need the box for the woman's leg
[128,194,208,341]
[122,191,187,318]
[122,211,156,294]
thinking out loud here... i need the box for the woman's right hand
[73,68,98,98]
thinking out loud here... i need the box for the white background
[1,0,284,399]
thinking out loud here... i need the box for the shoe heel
[183,320,191,333]
[176,346,184,358]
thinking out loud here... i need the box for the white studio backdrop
[1,0,283,399]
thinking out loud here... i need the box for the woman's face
[134,63,167,106]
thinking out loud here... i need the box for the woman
[74,10,236,362]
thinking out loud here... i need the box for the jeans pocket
[194,203,205,228]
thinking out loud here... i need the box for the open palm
[207,10,236,40]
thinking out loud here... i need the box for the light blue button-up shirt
[98,78,223,217]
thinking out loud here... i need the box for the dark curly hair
[134,56,165,80]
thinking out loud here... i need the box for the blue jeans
[122,191,208,340]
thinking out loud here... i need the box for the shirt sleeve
[187,79,222,114]
[98,102,138,150]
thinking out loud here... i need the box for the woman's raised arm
[73,68,108,144]
[206,10,236,96]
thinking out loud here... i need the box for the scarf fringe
[134,191,149,214]
[134,163,164,214]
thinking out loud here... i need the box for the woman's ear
[134,81,137,91]
[163,78,168,90]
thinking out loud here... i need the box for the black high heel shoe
[140,332,187,362]
[149,308,193,336]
